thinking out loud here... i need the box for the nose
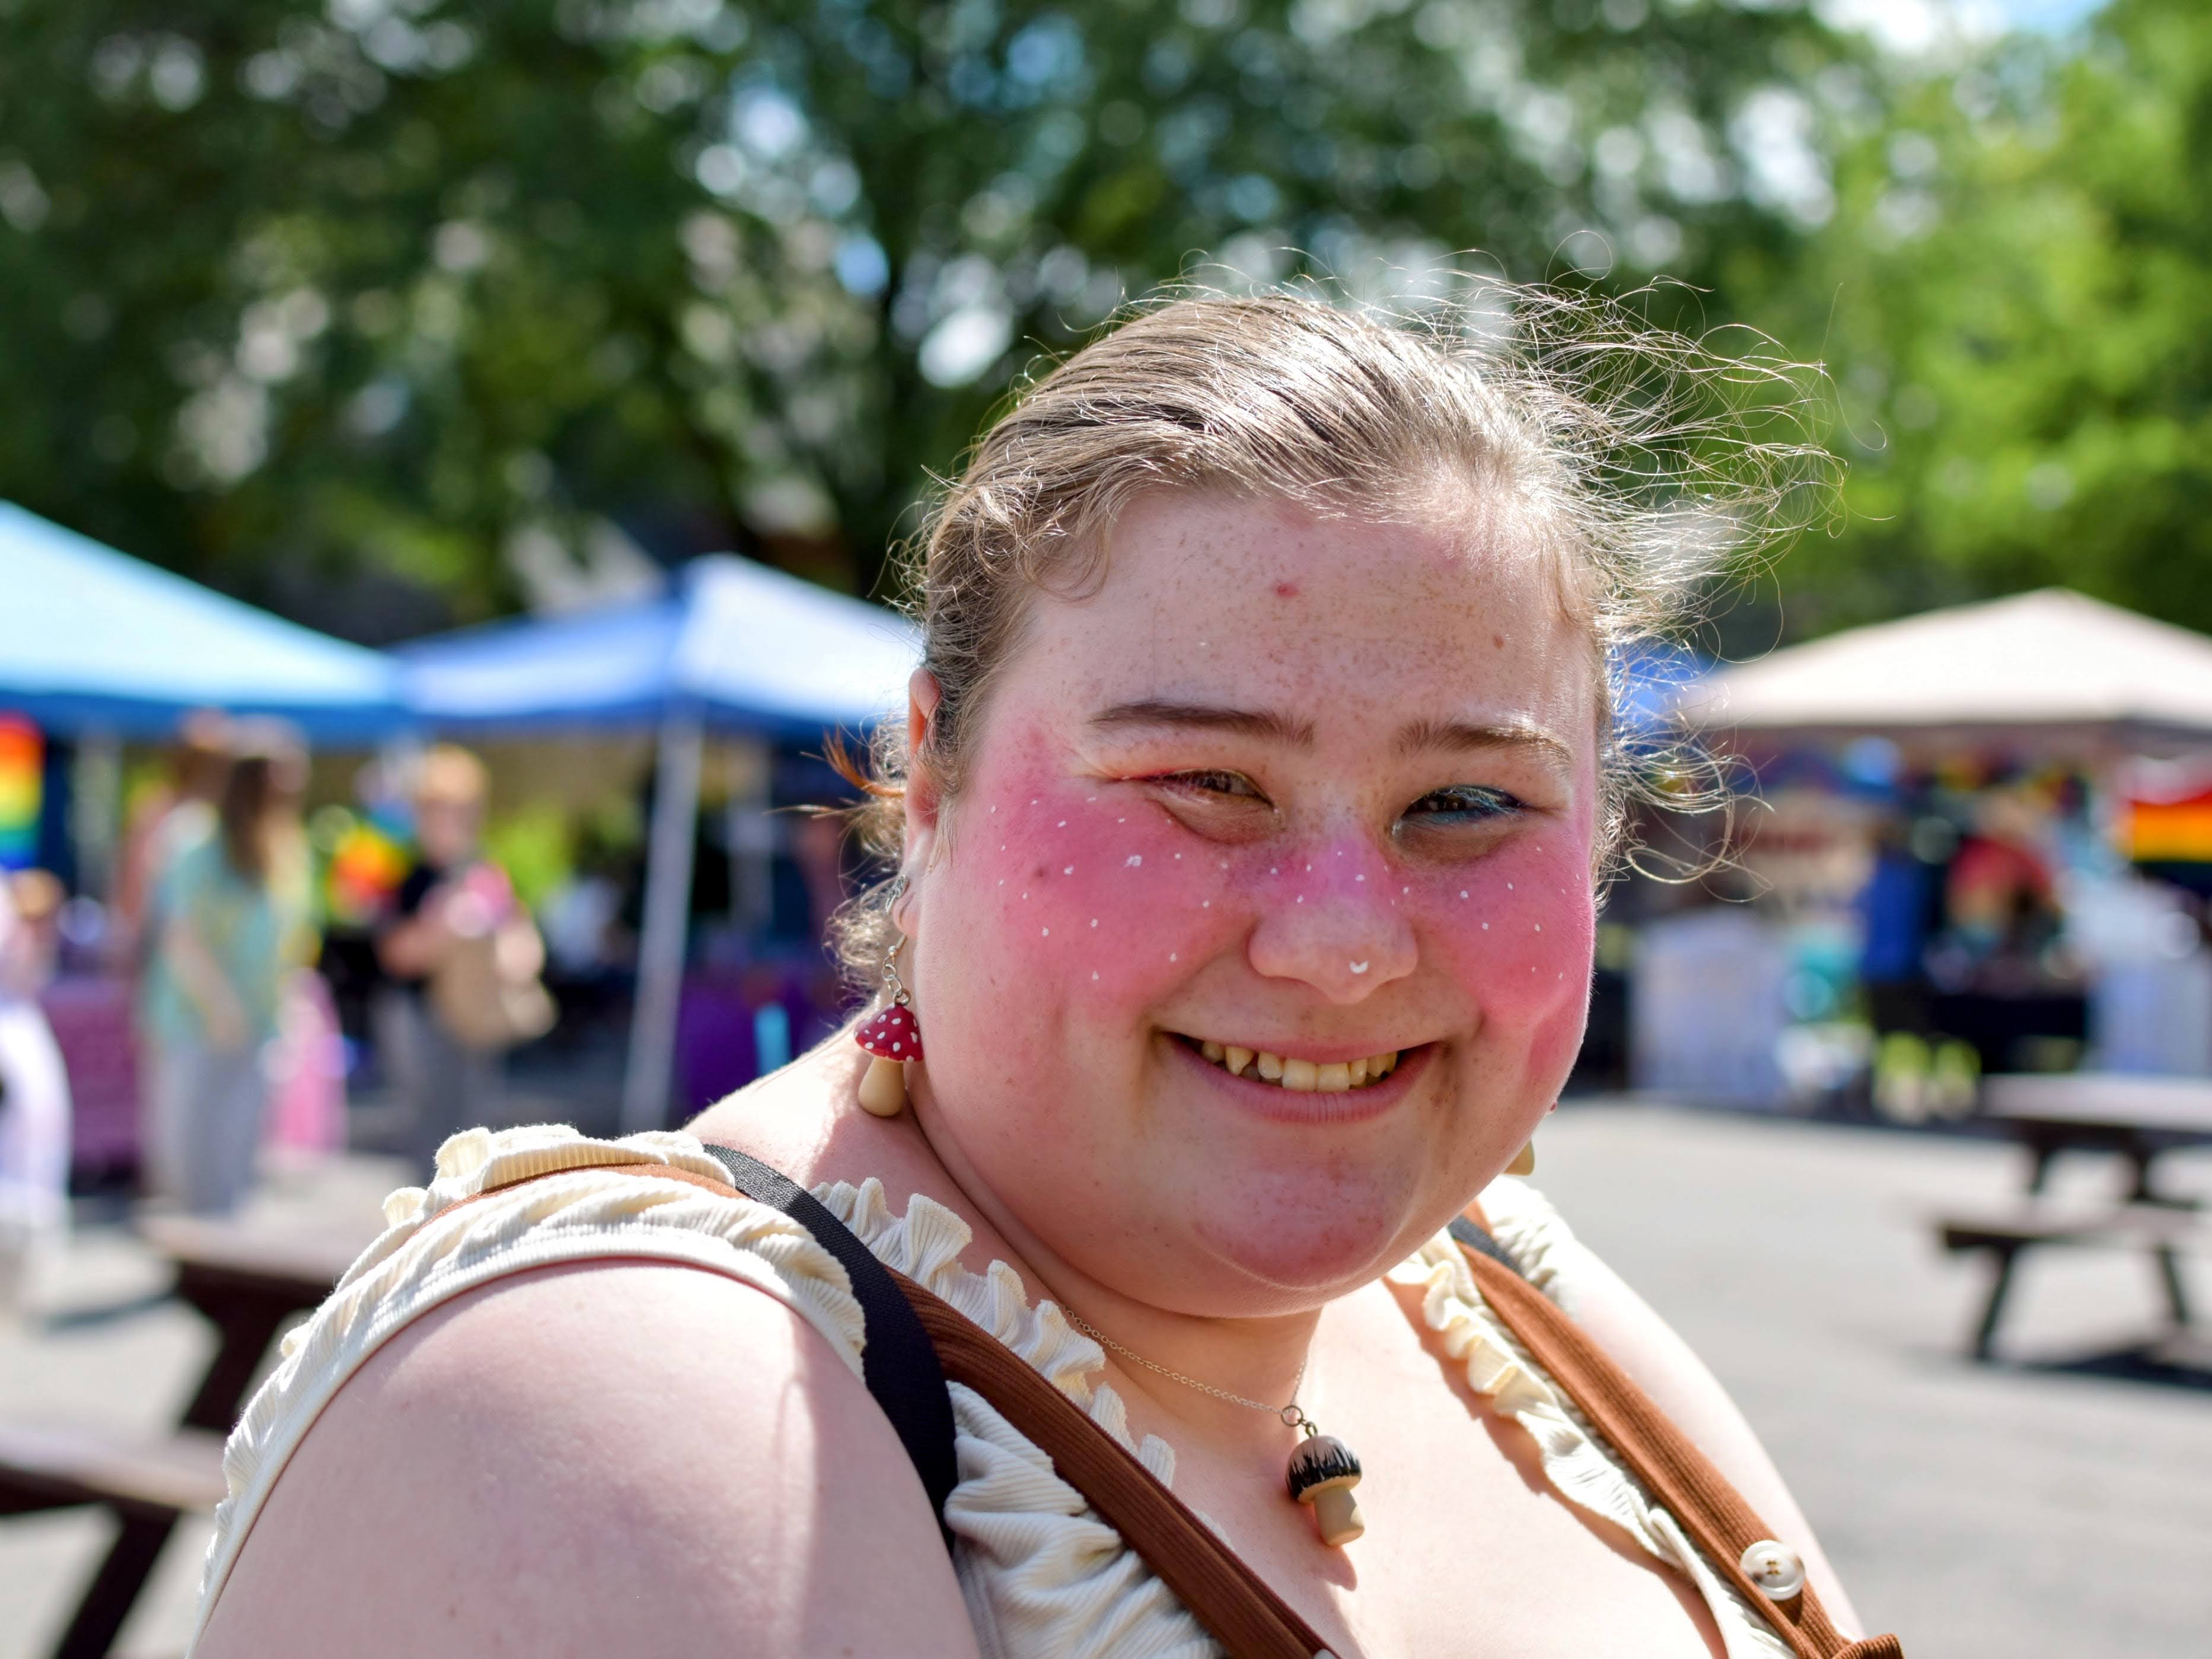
[1244,853,1417,1004]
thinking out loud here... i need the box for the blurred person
[114,710,234,970]
[197,295,1892,1658]
[0,870,71,1316]
[142,725,311,1215]
[373,746,546,1179]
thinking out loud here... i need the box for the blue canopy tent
[397,554,920,1130]
[396,552,917,739]
[0,501,405,743]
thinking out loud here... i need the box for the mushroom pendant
[1285,1426,1365,1547]
[853,1001,921,1117]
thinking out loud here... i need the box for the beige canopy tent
[1684,588,2212,756]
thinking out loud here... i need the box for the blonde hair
[413,744,489,810]
[831,281,1830,983]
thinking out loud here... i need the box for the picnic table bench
[2,1217,362,1658]
[1935,1074,2212,1361]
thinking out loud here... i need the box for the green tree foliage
[0,0,1857,627]
[1778,0,2212,636]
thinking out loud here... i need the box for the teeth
[1191,1040,1401,1090]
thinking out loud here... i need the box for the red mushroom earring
[853,881,920,1117]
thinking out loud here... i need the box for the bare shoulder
[1557,1237,1863,1635]
[198,1259,978,1659]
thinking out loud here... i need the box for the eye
[1400,784,1524,825]
[1155,768,1269,803]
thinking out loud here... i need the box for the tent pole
[71,730,122,902]
[726,736,773,936]
[622,709,703,1134]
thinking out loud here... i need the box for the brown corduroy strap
[892,1270,1335,1659]
[1452,1211,1902,1658]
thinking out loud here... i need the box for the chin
[1187,1163,1424,1301]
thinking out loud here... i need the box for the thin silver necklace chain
[1062,1307,1313,1430]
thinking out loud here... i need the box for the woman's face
[903,488,1601,1317]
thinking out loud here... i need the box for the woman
[193,292,1884,1656]
[373,745,544,1179]
[142,725,310,1215]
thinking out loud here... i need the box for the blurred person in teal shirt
[142,725,311,1215]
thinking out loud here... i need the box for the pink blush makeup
[961,767,1244,1011]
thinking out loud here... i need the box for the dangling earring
[1509,1098,1556,1176]
[854,879,920,1117]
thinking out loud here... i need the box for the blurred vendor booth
[397,553,918,1131]
[1645,589,2212,1113]
[0,502,407,1181]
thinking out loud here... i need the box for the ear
[901,669,945,873]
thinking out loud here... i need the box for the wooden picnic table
[1981,1072,2212,1203]
[6,1217,365,1658]
[1936,1074,2212,1361]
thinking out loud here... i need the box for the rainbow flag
[2124,782,2212,864]
[0,717,40,871]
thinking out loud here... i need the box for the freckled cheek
[1417,856,1596,1033]
[950,805,1238,1014]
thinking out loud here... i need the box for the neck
[910,1092,1327,1450]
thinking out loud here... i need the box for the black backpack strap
[1448,1213,1529,1279]
[695,1142,961,1543]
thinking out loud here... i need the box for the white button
[1739,1540,1806,1600]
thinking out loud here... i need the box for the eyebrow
[1089,700,1573,770]
[1089,699,1318,748]
[1394,717,1575,771]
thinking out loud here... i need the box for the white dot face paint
[1063,865,1074,875]
[1125,854,1142,868]
[1349,960,1369,975]
[1089,918,1099,928]
[1042,927,1050,937]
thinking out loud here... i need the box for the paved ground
[2,1100,2207,1657]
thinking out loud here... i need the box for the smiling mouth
[1175,1034,1403,1093]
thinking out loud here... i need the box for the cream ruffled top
[187,1125,1790,1658]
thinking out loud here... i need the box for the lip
[1164,1032,1431,1126]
